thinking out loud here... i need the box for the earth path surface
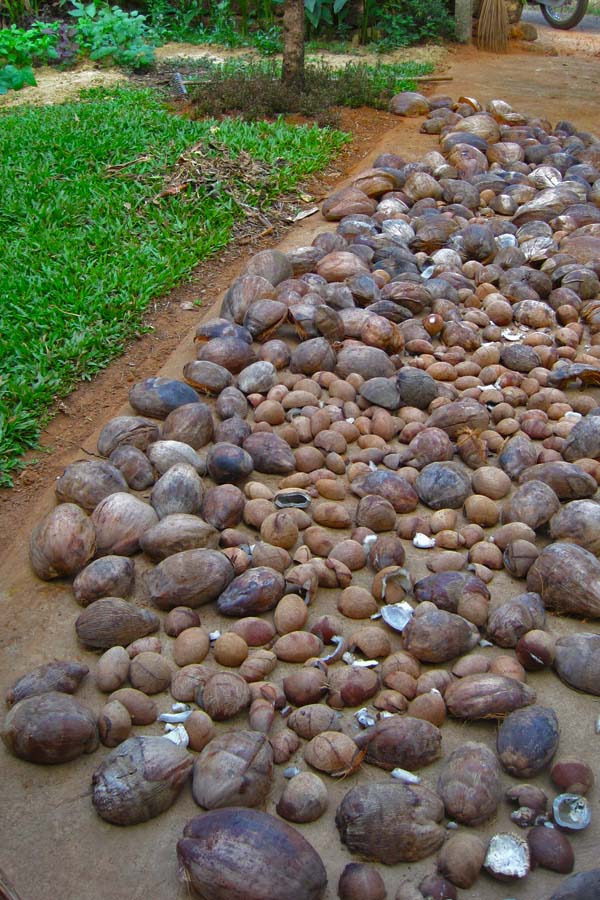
[1,35,600,900]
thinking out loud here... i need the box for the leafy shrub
[304,0,350,32]
[0,21,60,65]
[374,0,456,48]
[144,0,205,40]
[0,62,36,92]
[68,1,156,68]
[50,21,80,65]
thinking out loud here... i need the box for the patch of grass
[0,86,348,485]
[188,58,435,121]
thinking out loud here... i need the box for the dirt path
[522,5,600,54]
[1,38,600,900]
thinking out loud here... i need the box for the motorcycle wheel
[540,0,588,28]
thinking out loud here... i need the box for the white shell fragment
[292,206,319,221]
[381,601,414,633]
[320,635,346,663]
[208,630,221,641]
[391,767,421,784]
[352,659,379,668]
[484,833,530,880]
[274,489,311,509]
[501,329,523,342]
[162,724,189,747]
[355,708,376,728]
[283,766,300,779]
[158,710,192,724]
[381,567,413,599]
[552,794,591,831]
[413,533,436,549]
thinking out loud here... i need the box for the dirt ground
[2,33,600,900]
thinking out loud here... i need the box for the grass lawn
[0,85,349,486]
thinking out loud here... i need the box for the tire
[540,0,588,28]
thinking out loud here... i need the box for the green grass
[0,86,348,486]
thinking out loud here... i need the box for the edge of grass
[0,85,349,486]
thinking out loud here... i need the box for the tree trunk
[282,0,305,90]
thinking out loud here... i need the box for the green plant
[0,22,60,66]
[251,25,281,54]
[68,1,156,68]
[0,62,35,92]
[304,0,349,32]
[374,0,455,49]
[0,0,39,27]
[0,86,346,485]
[145,0,205,39]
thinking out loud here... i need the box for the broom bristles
[478,0,509,53]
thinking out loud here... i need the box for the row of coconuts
[4,90,600,899]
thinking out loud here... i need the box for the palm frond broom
[477,0,509,52]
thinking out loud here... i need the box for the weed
[187,57,434,119]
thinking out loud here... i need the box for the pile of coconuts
[5,90,600,900]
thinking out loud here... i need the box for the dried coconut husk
[527,542,600,618]
[336,781,445,864]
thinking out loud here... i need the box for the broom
[477,0,509,52]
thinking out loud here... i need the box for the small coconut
[73,556,134,606]
[551,758,594,795]
[277,772,329,824]
[274,594,309,634]
[304,731,360,775]
[129,652,171,695]
[164,607,201,637]
[95,646,130,693]
[98,699,132,748]
[173,628,211,667]
[108,688,157,725]
[484,833,530,881]
[238,650,278,683]
[200,672,251,721]
[170,665,212,703]
[270,728,301,765]
[338,863,386,900]
[213,633,249,667]
[437,832,488,888]
[30,503,96,580]
[184,710,215,752]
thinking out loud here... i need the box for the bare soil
[2,35,600,900]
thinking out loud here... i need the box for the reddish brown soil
[2,39,600,900]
